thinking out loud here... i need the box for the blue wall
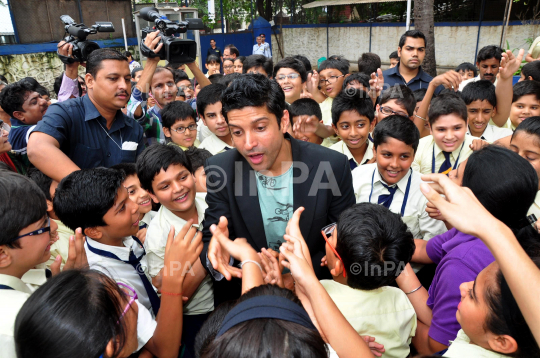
[0,37,139,56]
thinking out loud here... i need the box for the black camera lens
[79,41,100,61]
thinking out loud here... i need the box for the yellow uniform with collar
[199,133,234,155]
[412,135,475,175]
[329,140,374,168]
[167,139,201,151]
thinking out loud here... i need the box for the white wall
[272,23,539,70]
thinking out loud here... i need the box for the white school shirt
[459,75,497,91]
[0,274,34,358]
[444,329,508,358]
[140,210,157,228]
[329,140,374,168]
[466,124,512,143]
[85,236,156,316]
[319,97,333,126]
[145,195,214,315]
[198,133,234,155]
[134,299,157,352]
[352,163,447,240]
[412,135,475,175]
[528,191,540,221]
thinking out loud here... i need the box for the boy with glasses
[375,84,416,126]
[161,101,200,150]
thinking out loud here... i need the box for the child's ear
[369,120,375,132]
[491,107,497,118]
[0,246,13,269]
[344,73,350,78]
[487,334,518,355]
[149,192,159,204]
[163,127,171,138]
[205,63,209,70]
[46,199,54,213]
[428,122,432,134]
[330,257,344,278]
[200,117,207,127]
[372,145,377,158]
[84,227,103,240]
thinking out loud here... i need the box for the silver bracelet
[239,260,262,273]
[415,114,427,122]
[406,284,423,295]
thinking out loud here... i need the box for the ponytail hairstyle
[484,257,540,357]
[15,270,128,358]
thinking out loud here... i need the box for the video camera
[58,15,115,64]
[140,7,204,64]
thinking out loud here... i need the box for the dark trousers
[181,312,211,358]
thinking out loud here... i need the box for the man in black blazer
[200,74,355,302]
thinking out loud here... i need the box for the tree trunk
[414,0,437,76]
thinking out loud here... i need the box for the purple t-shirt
[426,228,495,346]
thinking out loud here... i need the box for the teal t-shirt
[255,165,294,251]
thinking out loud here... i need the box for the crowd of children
[1,27,540,358]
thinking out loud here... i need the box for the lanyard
[86,237,160,316]
[0,284,14,290]
[431,142,464,174]
[368,168,412,217]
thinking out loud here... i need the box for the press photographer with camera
[126,7,210,145]
[56,40,85,102]
[27,48,144,182]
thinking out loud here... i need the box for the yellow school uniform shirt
[329,140,373,168]
[489,118,514,130]
[167,139,201,151]
[412,135,475,175]
[0,274,34,358]
[319,97,340,146]
[44,219,74,270]
[321,280,417,358]
[145,194,213,315]
[444,329,508,357]
[198,133,234,155]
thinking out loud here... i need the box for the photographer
[27,49,144,183]
[127,30,211,145]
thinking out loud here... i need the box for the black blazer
[200,134,355,302]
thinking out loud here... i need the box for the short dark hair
[343,72,370,90]
[195,300,236,358]
[380,84,416,117]
[161,101,196,129]
[27,168,53,201]
[357,52,381,76]
[110,162,137,178]
[398,30,426,48]
[522,61,540,82]
[514,116,540,144]
[206,55,220,64]
[243,55,273,77]
[513,78,540,103]
[373,115,420,152]
[221,74,286,128]
[35,86,50,98]
[234,55,246,64]
[477,45,503,63]
[331,89,374,126]
[54,168,125,232]
[461,80,497,107]
[208,73,224,84]
[197,83,225,118]
[21,77,40,91]
[218,73,239,87]
[0,171,47,248]
[413,88,427,102]
[15,270,129,358]
[389,51,399,60]
[455,62,478,77]
[131,67,143,78]
[123,51,132,58]
[428,93,468,125]
[336,203,415,290]
[289,98,322,122]
[174,70,190,84]
[292,55,312,72]
[86,49,128,78]
[137,144,193,193]
[318,55,349,75]
[166,62,185,70]
[224,44,240,57]
[0,80,35,117]
[185,147,213,172]
[273,57,307,83]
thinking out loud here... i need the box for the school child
[185,147,213,193]
[197,84,234,154]
[314,55,350,126]
[273,57,308,104]
[455,62,477,82]
[137,144,214,358]
[352,115,447,241]
[375,84,416,125]
[161,101,200,150]
[329,90,374,169]
[205,55,221,77]
[289,98,325,146]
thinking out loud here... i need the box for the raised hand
[143,30,163,63]
[162,220,204,281]
[51,227,88,276]
[430,70,462,90]
[259,248,284,287]
[208,216,243,280]
[499,49,525,80]
[368,68,384,99]
[362,335,386,357]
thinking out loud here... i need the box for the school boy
[315,56,350,126]
[352,115,447,241]
[185,146,213,193]
[329,90,374,169]
[197,84,234,154]
[375,84,416,125]
[412,93,476,175]
[161,101,200,150]
[289,98,325,146]
[137,144,214,358]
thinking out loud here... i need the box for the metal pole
[220,0,225,33]
[326,6,329,58]
[474,0,486,64]
[499,0,511,48]
[405,0,411,30]
[6,0,20,43]
[500,0,513,49]
[76,0,84,23]
[121,18,128,51]
[250,0,254,43]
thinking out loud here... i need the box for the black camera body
[58,15,115,64]
[140,7,204,64]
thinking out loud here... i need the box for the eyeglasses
[379,106,409,118]
[276,73,300,82]
[223,65,234,70]
[171,123,197,133]
[117,282,137,319]
[321,223,346,278]
[319,75,345,86]
[14,217,51,241]
[179,85,194,91]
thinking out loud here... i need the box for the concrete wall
[272,22,539,71]
[0,45,139,98]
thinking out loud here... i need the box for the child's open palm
[50,227,88,276]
